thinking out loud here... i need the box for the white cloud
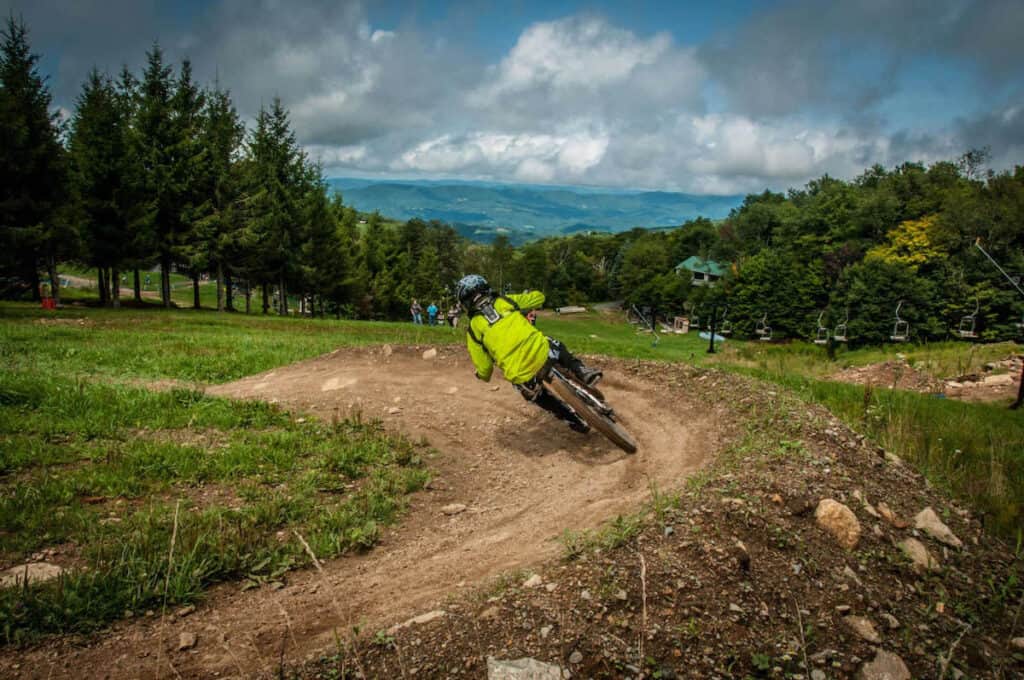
[16,0,1018,195]
[392,129,610,179]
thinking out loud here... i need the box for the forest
[2,16,1023,345]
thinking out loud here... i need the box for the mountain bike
[543,367,637,454]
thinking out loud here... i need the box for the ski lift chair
[755,313,772,341]
[890,301,909,342]
[813,311,829,345]
[957,298,979,339]
[833,309,849,343]
[719,307,733,335]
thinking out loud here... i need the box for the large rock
[858,649,910,680]
[0,562,65,589]
[815,499,861,549]
[422,348,438,360]
[898,538,940,572]
[487,656,569,679]
[914,507,963,548]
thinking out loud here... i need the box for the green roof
[675,256,728,277]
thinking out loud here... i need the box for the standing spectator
[410,299,423,324]
[427,301,439,326]
[447,305,460,328]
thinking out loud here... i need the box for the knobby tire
[547,376,637,454]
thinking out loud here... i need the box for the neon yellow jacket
[466,291,548,384]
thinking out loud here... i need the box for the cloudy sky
[5,0,1023,195]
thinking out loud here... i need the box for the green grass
[2,300,1021,645]
[0,303,458,383]
[0,304,446,644]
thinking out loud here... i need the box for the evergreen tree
[169,60,207,308]
[135,44,176,307]
[190,83,243,311]
[0,16,68,301]
[68,69,136,307]
[242,97,305,315]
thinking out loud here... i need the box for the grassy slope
[1,303,1021,642]
[0,304,453,643]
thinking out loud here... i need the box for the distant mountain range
[327,177,742,243]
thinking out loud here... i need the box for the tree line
[0,17,467,318]
[3,16,1023,343]
[476,157,1024,345]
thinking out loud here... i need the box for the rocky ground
[831,355,1022,405]
[298,362,1024,679]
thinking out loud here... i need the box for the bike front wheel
[547,376,638,454]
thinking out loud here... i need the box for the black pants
[516,338,585,425]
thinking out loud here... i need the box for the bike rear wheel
[547,376,637,454]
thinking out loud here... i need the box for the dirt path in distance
[4,346,727,680]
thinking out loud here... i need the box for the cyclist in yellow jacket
[456,274,601,433]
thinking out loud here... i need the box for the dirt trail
[7,346,723,680]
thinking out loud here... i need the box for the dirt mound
[1,347,731,679]
[944,355,1023,403]
[831,360,941,393]
[831,356,1023,404]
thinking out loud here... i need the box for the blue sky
[4,0,1022,194]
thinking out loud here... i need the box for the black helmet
[456,274,491,309]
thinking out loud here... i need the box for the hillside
[327,178,742,242]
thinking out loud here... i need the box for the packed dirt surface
[2,346,729,679]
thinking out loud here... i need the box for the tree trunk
[279,275,288,316]
[225,271,235,312]
[262,282,269,314]
[112,268,121,308]
[192,273,201,309]
[46,255,60,307]
[244,280,251,314]
[160,256,171,308]
[216,263,224,312]
[98,267,108,305]
[133,269,141,302]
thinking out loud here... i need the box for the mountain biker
[456,274,602,434]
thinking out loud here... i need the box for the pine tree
[135,44,176,307]
[169,60,207,308]
[301,175,351,316]
[68,69,136,307]
[241,97,305,315]
[115,65,151,303]
[189,83,243,311]
[0,16,68,301]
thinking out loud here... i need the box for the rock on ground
[388,609,446,634]
[178,632,197,651]
[441,503,467,516]
[422,348,438,360]
[914,507,963,548]
[487,656,568,679]
[898,538,940,572]
[858,649,910,680]
[844,615,882,643]
[815,499,861,549]
[0,562,65,589]
[523,574,543,588]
